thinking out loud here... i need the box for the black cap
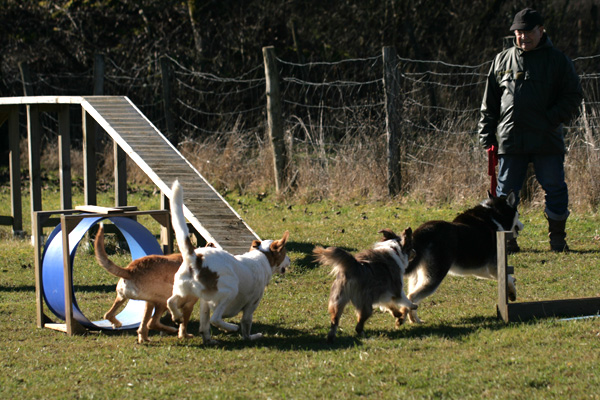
[510,8,543,31]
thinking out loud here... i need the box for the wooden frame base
[33,207,172,335]
[496,231,600,322]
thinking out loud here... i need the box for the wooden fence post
[7,105,23,235]
[383,46,401,196]
[58,105,72,210]
[93,53,107,154]
[114,139,127,207]
[93,54,105,96]
[82,109,97,206]
[18,62,34,96]
[262,46,287,195]
[27,105,42,228]
[581,99,599,201]
[160,55,175,141]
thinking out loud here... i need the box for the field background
[2,2,600,398]
[1,184,599,399]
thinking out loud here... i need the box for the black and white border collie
[401,192,524,323]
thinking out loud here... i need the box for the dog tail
[94,224,132,280]
[313,246,362,278]
[171,180,196,268]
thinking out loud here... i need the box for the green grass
[1,184,599,399]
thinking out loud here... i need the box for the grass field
[0,184,599,399]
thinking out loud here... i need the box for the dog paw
[106,319,122,329]
[327,327,338,343]
[248,333,263,340]
[156,325,178,334]
[408,311,423,324]
[169,308,183,324]
[212,321,239,332]
[137,336,150,344]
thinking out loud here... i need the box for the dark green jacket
[478,35,583,154]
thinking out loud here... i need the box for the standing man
[478,8,583,252]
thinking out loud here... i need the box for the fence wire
[3,50,599,157]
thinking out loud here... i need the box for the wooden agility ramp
[0,96,259,255]
[82,96,259,254]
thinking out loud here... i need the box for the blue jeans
[496,154,569,221]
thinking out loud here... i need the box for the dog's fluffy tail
[94,224,132,280]
[313,246,362,278]
[171,180,196,267]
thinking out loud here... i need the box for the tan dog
[94,224,197,343]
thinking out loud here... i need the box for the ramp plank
[81,96,259,254]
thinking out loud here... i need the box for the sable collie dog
[167,180,290,344]
[401,192,524,323]
[313,228,416,343]
[94,224,197,343]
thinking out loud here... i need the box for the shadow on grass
[369,315,507,341]
[163,322,362,351]
[0,284,36,292]
[0,283,123,294]
[72,284,115,293]
[287,241,318,271]
[562,249,600,254]
[287,240,358,271]
[158,314,509,352]
[515,248,600,255]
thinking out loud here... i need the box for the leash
[487,145,498,197]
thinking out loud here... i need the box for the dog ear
[250,240,262,250]
[506,191,517,207]
[379,228,397,241]
[271,231,290,252]
[400,227,413,251]
[409,249,417,261]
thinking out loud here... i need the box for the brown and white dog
[94,224,197,343]
[313,228,417,343]
[167,180,290,344]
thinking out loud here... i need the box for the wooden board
[0,95,259,254]
[496,231,600,322]
[80,96,259,254]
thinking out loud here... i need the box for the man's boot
[545,213,569,252]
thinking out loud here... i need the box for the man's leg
[496,154,529,201]
[497,154,530,253]
[532,154,570,252]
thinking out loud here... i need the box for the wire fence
[2,49,599,204]
[5,50,600,144]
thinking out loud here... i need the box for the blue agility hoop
[41,216,163,330]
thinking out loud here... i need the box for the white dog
[167,180,290,344]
